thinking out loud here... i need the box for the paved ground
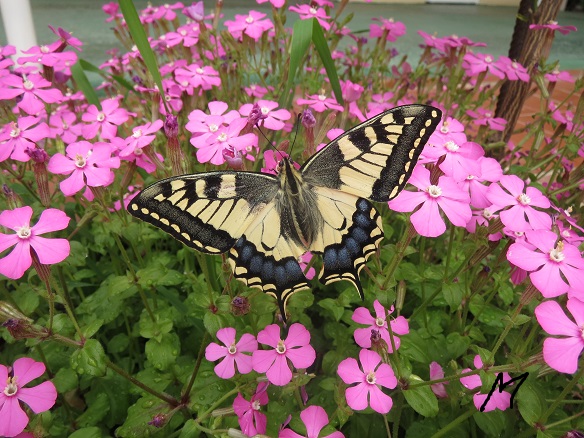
[1,1,582,70]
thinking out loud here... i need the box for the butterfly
[128,104,442,318]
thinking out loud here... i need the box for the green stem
[182,332,210,401]
[539,365,584,424]
[381,222,416,290]
[431,409,475,438]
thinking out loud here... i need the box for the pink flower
[388,166,472,238]
[428,116,466,147]
[341,80,364,103]
[296,93,343,113]
[544,68,575,83]
[175,63,221,93]
[352,300,409,351]
[429,362,448,398]
[119,120,163,157]
[194,118,258,166]
[205,328,258,379]
[48,25,83,51]
[289,5,331,30]
[466,108,507,131]
[0,116,51,163]
[337,349,397,414]
[0,206,70,280]
[239,100,291,131]
[458,157,503,209]
[460,356,511,413]
[486,175,552,232]
[499,57,530,82]
[0,73,63,115]
[369,17,406,42]
[529,21,577,35]
[507,230,584,298]
[462,53,506,80]
[256,0,285,7]
[535,298,584,374]
[0,358,58,437]
[225,11,274,41]
[47,140,120,196]
[81,98,130,140]
[244,83,269,98]
[279,405,344,438]
[252,323,316,386]
[423,138,484,182]
[17,43,77,69]
[299,252,316,280]
[233,382,269,437]
[49,110,82,144]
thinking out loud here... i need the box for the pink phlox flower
[0,45,16,73]
[159,60,188,77]
[365,91,394,116]
[422,138,484,182]
[507,230,584,298]
[465,206,503,241]
[0,116,51,163]
[426,116,466,149]
[240,100,291,131]
[186,101,240,138]
[279,405,344,438]
[17,42,78,69]
[81,98,130,140]
[47,140,120,196]
[352,300,409,351]
[151,2,184,21]
[0,357,58,437]
[289,5,331,30]
[49,110,82,144]
[102,2,121,22]
[535,298,584,374]
[297,93,343,113]
[369,17,406,42]
[312,0,335,6]
[460,356,511,413]
[486,175,552,232]
[225,10,274,42]
[111,186,139,212]
[183,1,205,21]
[233,382,269,437]
[317,128,344,152]
[388,166,472,238]
[458,157,503,209]
[48,25,83,51]
[337,349,397,414]
[549,102,578,132]
[119,120,163,157]
[498,56,530,82]
[111,136,161,173]
[430,362,448,398]
[256,0,286,7]
[205,327,258,379]
[417,30,448,52]
[160,79,184,115]
[462,53,506,80]
[529,21,577,35]
[244,83,269,98]
[466,108,507,131]
[164,23,202,48]
[299,252,316,280]
[340,80,364,103]
[175,63,221,93]
[544,68,575,83]
[253,323,316,386]
[445,35,486,49]
[0,206,70,279]
[0,73,63,115]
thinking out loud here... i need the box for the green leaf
[310,18,343,105]
[118,0,165,105]
[52,367,79,393]
[145,333,180,371]
[107,333,130,354]
[516,380,545,425]
[82,318,104,339]
[69,427,103,438]
[403,376,439,417]
[442,282,464,310]
[71,60,100,107]
[116,395,168,437]
[71,339,107,377]
[77,392,110,427]
[318,298,344,321]
[139,308,174,340]
[473,410,506,436]
[178,420,201,438]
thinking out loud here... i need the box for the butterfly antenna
[288,112,302,158]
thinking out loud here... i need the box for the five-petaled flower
[225,10,274,42]
[535,298,584,374]
[337,349,397,414]
[81,98,130,140]
[352,300,409,351]
[205,327,258,379]
[279,405,344,438]
[460,356,512,413]
[233,382,269,437]
[0,206,70,279]
[0,73,63,115]
[0,358,58,437]
[253,323,316,386]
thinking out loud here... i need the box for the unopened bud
[148,413,168,428]
[231,296,250,316]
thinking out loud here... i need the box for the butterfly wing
[302,105,442,291]
[301,104,442,202]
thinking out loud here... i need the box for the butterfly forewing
[301,105,442,202]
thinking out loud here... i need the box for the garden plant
[0,0,583,437]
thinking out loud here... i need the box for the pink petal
[523,208,552,230]
[535,301,579,336]
[232,393,251,417]
[213,355,236,379]
[239,409,259,436]
[486,182,516,207]
[0,396,29,437]
[266,354,292,386]
[236,333,258,353]
[59,170,86,196]
[12,358,46,386]
[567,298,584,326]
[437,198,471,227]
[368,385,393,414]
[252,410,267,435]
[32,209,70,234]
[337,358,363,384]
[0,206,33,229]
[16,381,57,413]
[506,242,548,271]
[474,391,511,412]
[280,429,304,438]
[257,324,282,348]
[353,327,374,348]
[530,263,569,297]
[358,349,381,373]
[233,354,253,374]
[216,327,236,347]
[372,300,387,320]
[391,316,409,335]
[285,345,316,369]
[411,200,446,237]
[205,342,227,361]
[351,306,374,324]
[83,166,114,187]
[47,153,76,175]
[525,187,551,208]
[0,241,32,279]
[300,405,328,437]
[30,236,70,265]
[543,337,584,374]
[460,373,481,390]
[345,383,369,411]
[252,349,276,374]
[388,190,425,212]
[374,363,397,389]
[500,175,525,197]
[0,233,19,254]
[500,206,530,232]
[285,323,311,348]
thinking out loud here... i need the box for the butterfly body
[128,105,442,317]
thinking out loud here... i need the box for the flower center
[62,122,69,130]
[209,124,219,132]
[261,107,270,115]
[375,317,385,327]
[309,7,317,15]
[75,153,87,168]
[246,15,254,24]
[318,95,326,101]
[517,193,531,205]
[440,123,450,133]
[96,112,106,122]
[482,208,494,219]
[196,68,204,74]
[445,141,459,152]
[3,377,18,396]
[228,342,237,355]
[276,340,286,354]
[16,226,31,239]
[427,185,442,198]
[512,61,519,69]
[485,55,493,63]
[549,241,565,263]
[134,148,143,156]
[180,30,187,36]
[466,175,475,180]
[217,132,227,142]
[366,370,376,385]
[251,400,261,411]
[133,129,143,138]
[41,45,51,53]
[10,124,20,138]
[23,79,34,90]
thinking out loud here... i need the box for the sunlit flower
[225,11,274,41]
[81,98,130,140]
[0,73,63,115]
[289,5,331,30]
[297,92,343,113]
[0,116,51,163]
[205,327,258,379]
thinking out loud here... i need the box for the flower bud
[148,413,168,428]
[231,296,250,316]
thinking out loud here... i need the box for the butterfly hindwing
[301,105,442,202]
